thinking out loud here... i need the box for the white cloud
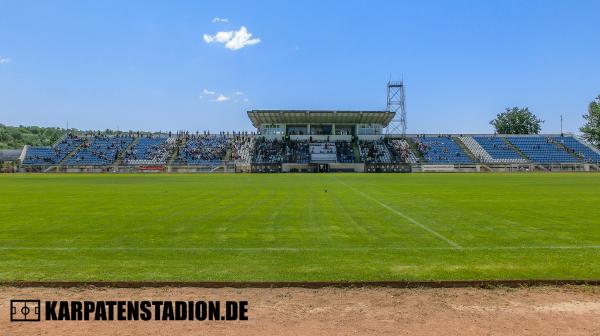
[203,31,233,43]
[0,57,11,64]
[215,94,230,102]
[203,26,260,50]
[225,27,261,50]
[199,89,245,102]
[212,17,229,23]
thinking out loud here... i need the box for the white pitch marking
[336,179,462,249]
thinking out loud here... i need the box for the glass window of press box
[261,124,284,135]
[357,124,383,135]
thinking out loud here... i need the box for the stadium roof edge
[247,110,395,128]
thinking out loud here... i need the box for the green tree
[0,124,69,149]
[490,107,544,134]
[580,95,600,146]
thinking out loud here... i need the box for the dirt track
[2,286,600,335]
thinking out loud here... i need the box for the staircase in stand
[352,139,361,163]
[549,138,582,162]
[501,137,530,162]
[405,137,426,163]
[168,136,186,165]
[116,137,140,165]
[574,134,600,156]
[43,138,87,172]
[58,140,87,165]
[454,137,480,162]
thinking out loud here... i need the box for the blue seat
[473,136,523,161]
[124,137,171,164]
[66,136,133,165]
[22,136,84,165]
[551,136,600,163]
[507,136,577,164]
[413,136,472,164]
[178,136,229,165]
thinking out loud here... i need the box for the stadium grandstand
[124,135,175,165]
[15,110,600,173]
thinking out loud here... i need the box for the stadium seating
[231,136,255,164]
[336,141,355,163]
[359,140,392,163]
[551,136,600,163]
[413,136,472,164]
[287,141,310,163]
[252,138,284,163]
[22,147,61,165]
[386,139,418,163]
[66,135,133,165]
[506,136,577,164]
[468,136,526,163]
[124,136,174,165]
[459,136,490,163]
[19,133,600,167]
[178,135,230,165]
[22,135,84,165]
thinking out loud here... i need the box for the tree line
[0,124,149,149]
[0,124,68,149]
[489,95,600,146]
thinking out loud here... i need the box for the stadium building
[15,107,600,174]
[14,80,600,173]
[247,110,394,141]
[246,110,405,172]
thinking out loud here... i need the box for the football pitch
[1,173,600,282]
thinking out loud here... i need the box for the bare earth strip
[2,286,600,335]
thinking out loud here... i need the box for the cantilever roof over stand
[247,110,396,128]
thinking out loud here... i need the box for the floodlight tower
[386,80,407,137]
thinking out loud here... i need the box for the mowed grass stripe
[334,177,462,249]
[2,245,600,251]
[1,173,600,281]
[353,174,599,247]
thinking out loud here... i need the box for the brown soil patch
[2,286,600,335]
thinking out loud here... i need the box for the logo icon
[10,300,41,322]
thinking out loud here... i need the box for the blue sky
[1,0,599,133]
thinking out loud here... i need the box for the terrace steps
[52,133,69,147]
[352,141,361,163]
[383,139,401,163]
[405,137,426,162]
[550,139,581,161]
[574,135,600,155]
[117,137,140,163]
[479,164,493,172]
[168,136,186,164]
[43,165,59,173]
[455,137,479,162]
[58,140,87,165]
[19,145,29,162]
[501,137,529,161]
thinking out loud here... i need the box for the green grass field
[1,173,600,281]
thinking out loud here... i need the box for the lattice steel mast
[386,80,407,137]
